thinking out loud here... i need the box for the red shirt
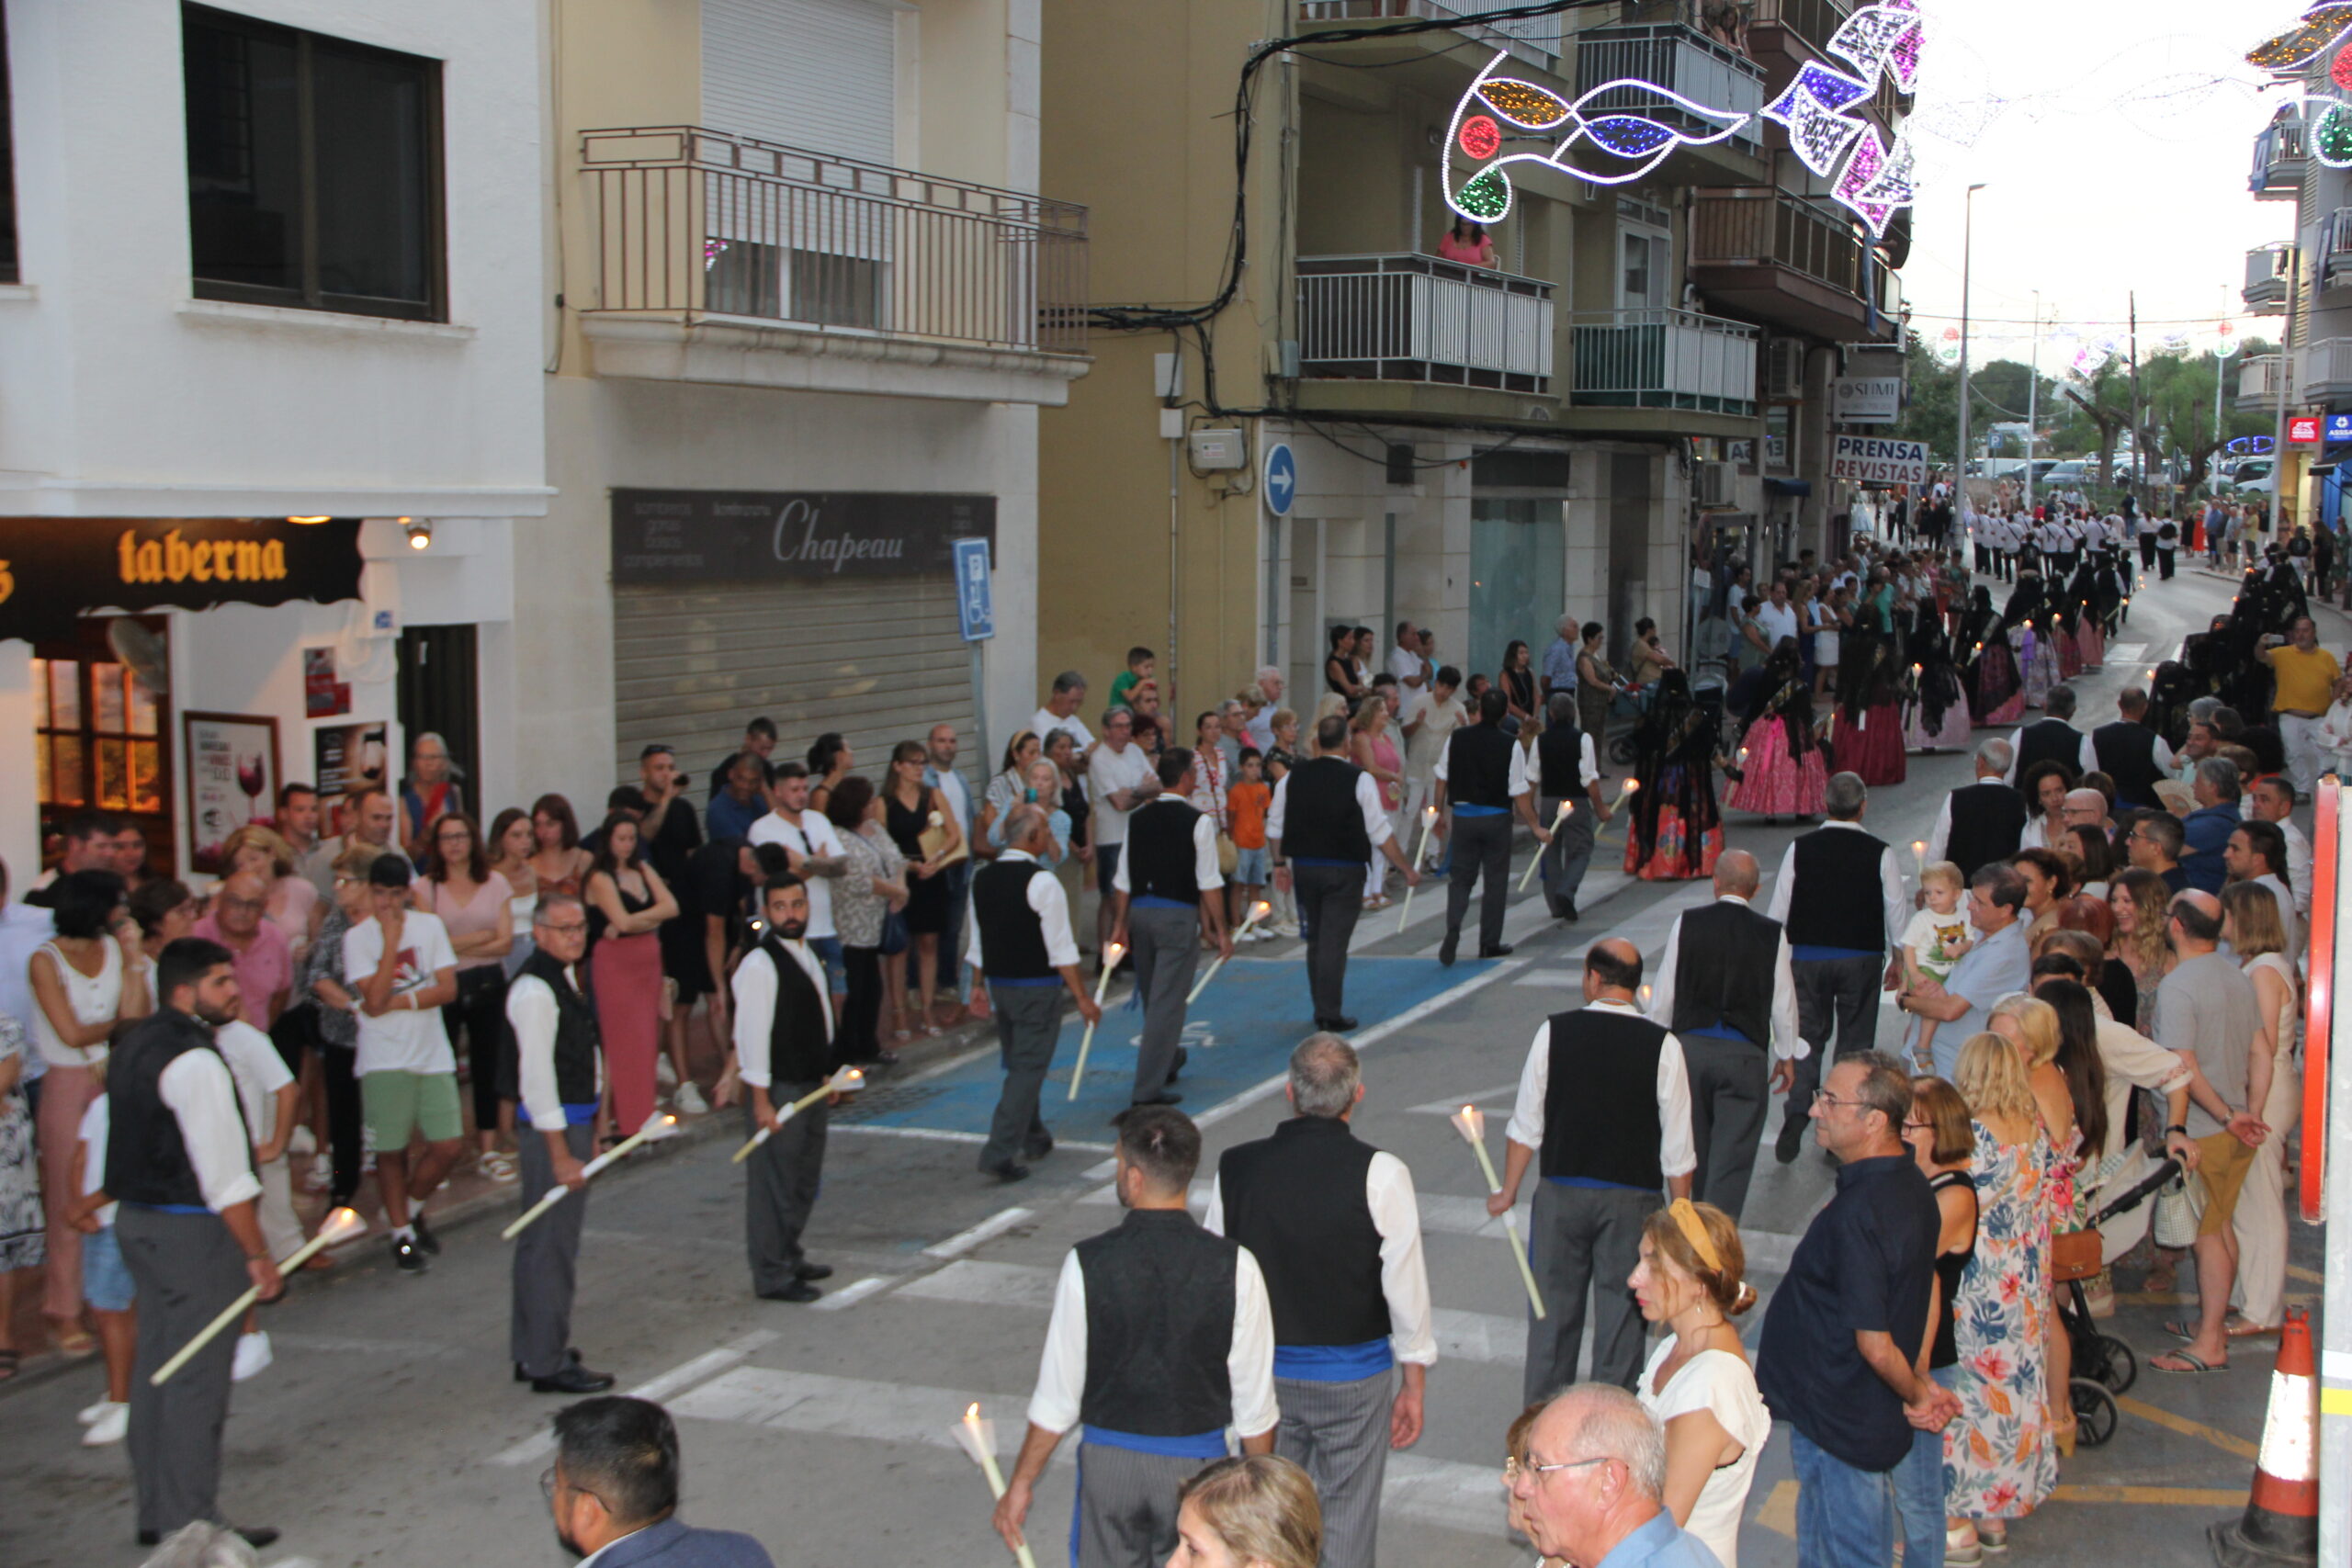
[189,913,295,1027]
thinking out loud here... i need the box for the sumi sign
[1829,435,1928,486]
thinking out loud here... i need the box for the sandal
[2150,1348,2229,1374]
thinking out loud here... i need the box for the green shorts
[361,1070,463,1151]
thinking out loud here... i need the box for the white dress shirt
[1925,777,2006,867]
[1114,794,1225,894]
[1387,645,1428,688]
[158,1038,264,1212]
[965,850,1081,972]
[2278,817,2314,917]
[1088,742,1156,846]
[1766,820,1908,951]
[729,941,832,1089]
[509,966,605,1130]
[1646,896,1805,1061]
[1204,1147,1439,1367]
[1503,999,1697,1179]
[1755,600,1800,649]
[1266,765,1397,849]
[1031,707,1095,754]
[1027,1237,1281,1438]
[2001,725,2098,784]
[748,810,845,939]
[1432,729,1534,797]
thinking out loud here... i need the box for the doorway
[397,625,479,807]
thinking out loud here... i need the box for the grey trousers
[513,1120,595,1377]
[1781,953,1884,1141]
[1076,1439,1219,1568]
[1274,1371,1394,1568]
[118,1204,247,1537]
[1682,1036,1770,1222]
[1293,863,1365,1021]
[1539,794,1596,916]
[1126,903,1200,1102]
[981,983,1064,1168]
[1444,813,1513,949]
[745,1089,828,1294]
[1524,1179,1654,1403]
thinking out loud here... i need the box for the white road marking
[1383,1454,1512,1530]
[267,1331,461,1359]
[899,1258,1059,1311]
[834,1123,1114,1154]
[1406,1084,1519,1114]
[923,1206,1037,1259]
[492,1329,779,1467]
[809,1274,899,1313]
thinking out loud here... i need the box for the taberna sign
[609,489,998,585]
[1830,376,1903,423]
[1828,434,1928,486]
[0,516,364,644]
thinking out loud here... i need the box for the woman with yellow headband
[1626,1199,1767,1568]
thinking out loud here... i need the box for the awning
[0,517,363,644]
[1766,479,1813,496]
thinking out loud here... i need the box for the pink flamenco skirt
[592,928,665,1135]
[1905,694,1973,752]
[2076,619,2105,670]
[1724,718,1828,817]
[1833,703,1907,785]
[1625,806,1723,882]
[2057,626,2084,679]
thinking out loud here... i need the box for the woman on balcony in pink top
[1437,217,1496,267]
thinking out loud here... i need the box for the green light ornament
[2315,101,2352,167]
[1454,167,1512,221]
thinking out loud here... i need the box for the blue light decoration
[1441,53,1750,221]
[1760,0,1923,235]
[1763,62,1871,177]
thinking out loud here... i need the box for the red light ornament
[1459,115,1502,160]
[2334,41,2352,89]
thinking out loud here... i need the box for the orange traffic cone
[2210,1308,2318,1567]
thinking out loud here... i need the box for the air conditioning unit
[1694,461,1736,507]
[1765,339,1806,401]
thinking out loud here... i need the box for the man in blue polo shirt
[2179,757,2244,894]
[1758,1052,1958,1568]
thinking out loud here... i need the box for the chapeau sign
[609,489,997,586]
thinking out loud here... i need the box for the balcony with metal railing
[2252,120,2307,200]
[1295,254,1555,394]
[1687,187,1892,341]
[2237,353,2292,411]
[2246,243,2293,312]
[2303,337,2352,402]
[575,126,1090,402]
[1747,0,1854,68]
[1568,308,1758,416]
[2324,216,2352,291]
[1295,0,1559,69]
[1572,24,1767,177]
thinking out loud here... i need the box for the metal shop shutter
[701,0,896,165]
[613,575,974,790]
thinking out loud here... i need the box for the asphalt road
[0,558,2306,1568]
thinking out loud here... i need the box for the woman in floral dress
[0,1015,42,1381]
[1945,1032,2059,1554]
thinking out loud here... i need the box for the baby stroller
[2052,1156,2180,1447]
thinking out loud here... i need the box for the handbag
[1216,830,1239,878]
[2152,1163,2209,1251]
[2049,1226,2104,1283]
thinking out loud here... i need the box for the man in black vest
[505,893,617,1393]
[1925,739,2028,878]
[1767,773,1908,1165]
[1534,693,1607,921]
[1269,715,1419,1032]
[1434,688,1554,964]
[1206,1036,1436,1568]
[1108,749,1230,1107]
[971,807,1099,1180]
[994,1106,1276,1568]
[1490,940,1694,1397]
[2001,684,2096,784]
[729,876,840,1302]
[2092,687,2177,810]
[108,938,283,1550]
[1645,849,1801,1221]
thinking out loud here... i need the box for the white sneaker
[77,1396,113,1425]
[286,1125,318,1156]
[232,1330,273,1382]
[82,1402,129,1446]
[655,1055,679,1090]
[673,1081,710,1115]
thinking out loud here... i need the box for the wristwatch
[2165,1123,2189,1137]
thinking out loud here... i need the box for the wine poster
[182,712,280,875]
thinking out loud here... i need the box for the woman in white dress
[2219,883,2299,1335]
[1627,1199,1770,1568]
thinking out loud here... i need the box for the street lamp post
[2025,288,2042,519]
[1957,183,1987,527]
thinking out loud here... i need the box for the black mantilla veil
[1908,611,1965,736]
[1629,669,1719,851]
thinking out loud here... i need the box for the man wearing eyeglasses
[191,872,293,1032]
[505,893,616,1395]
[2124,809,2190,894]
[1509,1384,1715,1568]
[1757,1052,1956,1568]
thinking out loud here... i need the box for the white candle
[1517,798,1573,891]
[1068,943,1125,1100]
[1191,902,1272,1003]
[1448,1106,1546,1318]
[1396,807,1440,935]
[512,1113,685,1232]
[729,1071,863,1166]
[153,1206,368,1385]
[955,1404,1042,1568]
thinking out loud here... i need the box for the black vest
[1281,757,1372,862]
[1668,900,1782,1050]
[106,1010,252,1210]
[1944,781,2029,879]
[1126,796,1204,906]
[500,948,603,1106]
[1217,1118,1389,1348]
[2015,717,2083,779]
[754,935,832,1085]
[1782,826,1892,952]
[1074,1210,1239,1435]
[1540,1007,1667,1190]
[973,859,1054,978]
[1536,721,1585,797]
[1445,723,1516,808]
[2092,720,2165,808]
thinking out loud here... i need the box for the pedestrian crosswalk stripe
[492,1329,779,1466]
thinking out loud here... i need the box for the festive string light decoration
[1829,3,1924,95]
[1834,129,1896,235]
[1762,62,1871,177]
[2248,5,2352,72]
[2315,98,2352,164]
[1764,3,1923,233]
[1853,124,1916,213]
[1441,52,1750,220]
[1935,326,1962,367]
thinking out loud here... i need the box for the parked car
[2040,460,2094,489]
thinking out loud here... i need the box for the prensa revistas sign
[1829,435,1928,486]
[0,516,364,643]
[609,489,998,586]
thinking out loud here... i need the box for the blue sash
[1272,1339,1393,1382]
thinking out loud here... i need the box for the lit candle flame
[1250,900,1272,920]
[1106,942,1126,962]
[1422,806,1438,821]
[967,1402,981,1422]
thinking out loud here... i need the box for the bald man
[1645,851,1800,1221]
[1491,939,1694,1395]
